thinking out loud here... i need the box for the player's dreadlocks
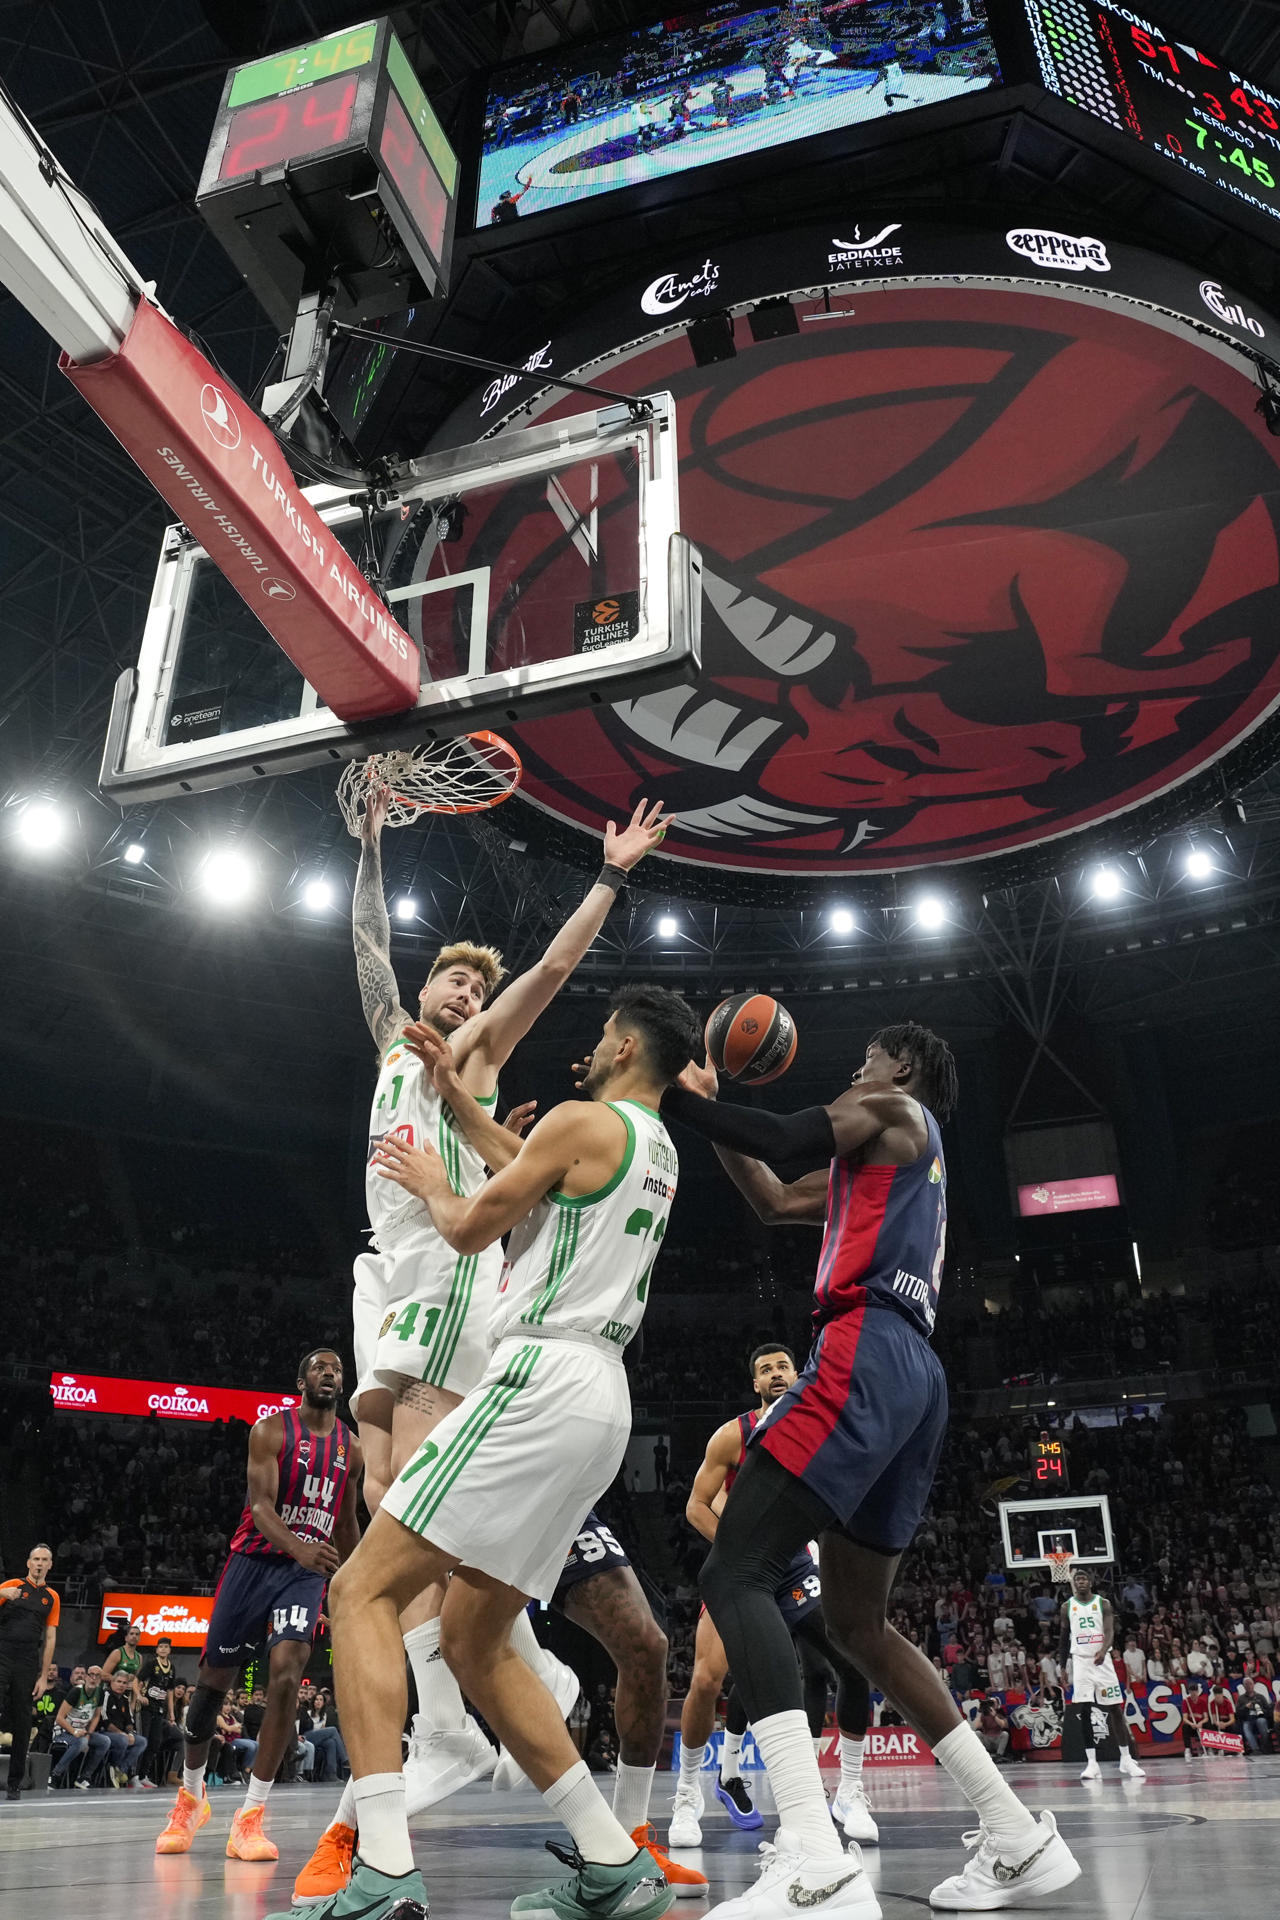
[871,1020,958,1122]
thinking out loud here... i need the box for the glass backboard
[999,1495,1114,1572]
[101,392,699,802]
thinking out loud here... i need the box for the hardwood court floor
[1,1755,1275,1919]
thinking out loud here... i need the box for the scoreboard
[1025,0,1280,233]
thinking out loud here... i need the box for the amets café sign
[50,1370,298,1424]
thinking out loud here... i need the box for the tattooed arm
[353,784,411,1054]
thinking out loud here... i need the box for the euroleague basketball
[705,993,798,1086]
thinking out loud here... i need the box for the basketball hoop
[1046,1552,1075,1586]
[337,732,522,835]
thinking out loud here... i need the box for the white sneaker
[703,1836,880,1920]
[404,1718,496,1816]
[1119,1755,1146,1779]
[929,1811,1081,1911]
[669,1784,705,1849]
[1079,1758,1100,1780]
[832,1782,878,1844]
[493,1651,580,1791]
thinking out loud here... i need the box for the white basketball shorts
[381,1332,631,1600]
[1070,1655,1124,1707]
[351,1226,501,1417]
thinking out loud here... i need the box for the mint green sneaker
[511,1843,674,1920]
[268,1853,428,1920]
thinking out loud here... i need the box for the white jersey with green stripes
[493,1099,677,1349]
[365,1031,498,1249]
[1068,1594,1107,1662]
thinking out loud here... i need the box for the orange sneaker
[155,1785,212,1854]
[226,1804,279,1861]
[632,1822,709,1899]
[291,1822,357,1904]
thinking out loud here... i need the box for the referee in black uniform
[0,1544,60,1799]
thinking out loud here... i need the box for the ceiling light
[17,802,64,850]
[202,848,254,904]
[302,878,334,912]
[915,895,946,931]
[123,842,146,866]
[657,915,678,938]
[395,896,416,921]
[1090,866,1122,900]
[1184,848,1213,880]
[829,908,855,936]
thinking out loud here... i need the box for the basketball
[704,993,798,1085]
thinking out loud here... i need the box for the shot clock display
[1026,0,1280,230]
[196,18,458,327]
[1030,1435,1070,1490]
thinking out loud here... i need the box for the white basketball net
[1047,1552,1075,1586]
[337,731,522,835]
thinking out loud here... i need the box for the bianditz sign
[99,1593,212,1648]
[50,1369,298,1425]
[673,1727,931,1770]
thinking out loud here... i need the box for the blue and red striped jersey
[229,1407,353,1559]
[812,1107,947,1338]
[723,1409,760,1496]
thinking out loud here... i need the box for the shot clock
[1025,0,1280,232]
[196,19,458,328]
[1029,1433,1070,1490]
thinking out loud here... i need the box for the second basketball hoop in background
[705,992,798,1086]
[336,731,522,834]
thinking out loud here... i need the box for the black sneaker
[715,1775,763,1830]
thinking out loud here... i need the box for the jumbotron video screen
[476,0,1002,226]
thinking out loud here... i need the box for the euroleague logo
[593,599,620,624]
[481,289,1280,877]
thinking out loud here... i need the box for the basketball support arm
[0,80,419,723]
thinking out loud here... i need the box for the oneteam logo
[199,382,241,450]
[1200,280,1265,338]
[1006,228,1111,274]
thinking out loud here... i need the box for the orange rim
[387,729,523,817]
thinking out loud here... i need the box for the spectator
[309,1690,348,1782]
[1236,1678,1272,1755]
[1187,1639,1212,1679]
[975,1697,1009,1760]
[653,1438,669,1490]
[49,1667,109,1789]
[1181,1680,1206,1758]
[1122,1636,1147,1686]
[138,1636,178,1784]
[102,1623,145,1705]
[31,1660,64,1753]
[101,1672,149,1786]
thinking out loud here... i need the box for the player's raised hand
[503,1098,537,1138]
[572,1050,593,1090]
[373,1131,448,1201]
[677,1052,718,1100]
[604,798,674,872]
[359,778,391,843]
[402,1019,456,1089]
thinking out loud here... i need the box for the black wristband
[596,863,629,894]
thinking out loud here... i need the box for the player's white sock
[544,1759,636,1864]
[812,1735,824,1761]
[678,1739,706,1794]
[934,1722,1039,1853]
[182,1761,206,1800]
[352,1773,414,1877]
[751,1710,843,1859]
[241,1773,271,1813]
[722,1730,744,1778]
[839,1735,865,1788]
[612,1760,655,1832]
[508,1606,555,1684]
[332,1779,358,1831]
[404,1617,468,1732]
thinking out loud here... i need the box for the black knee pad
[184,1683,225,1746]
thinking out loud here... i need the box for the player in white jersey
[1057,1567,1144,1781]
[347,784,671,1815]
[274,988,700,1920]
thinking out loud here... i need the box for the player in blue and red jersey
[155,1349,361,1864]
[662,1024,1081,1916]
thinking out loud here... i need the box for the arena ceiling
[5,0,1280,1043]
